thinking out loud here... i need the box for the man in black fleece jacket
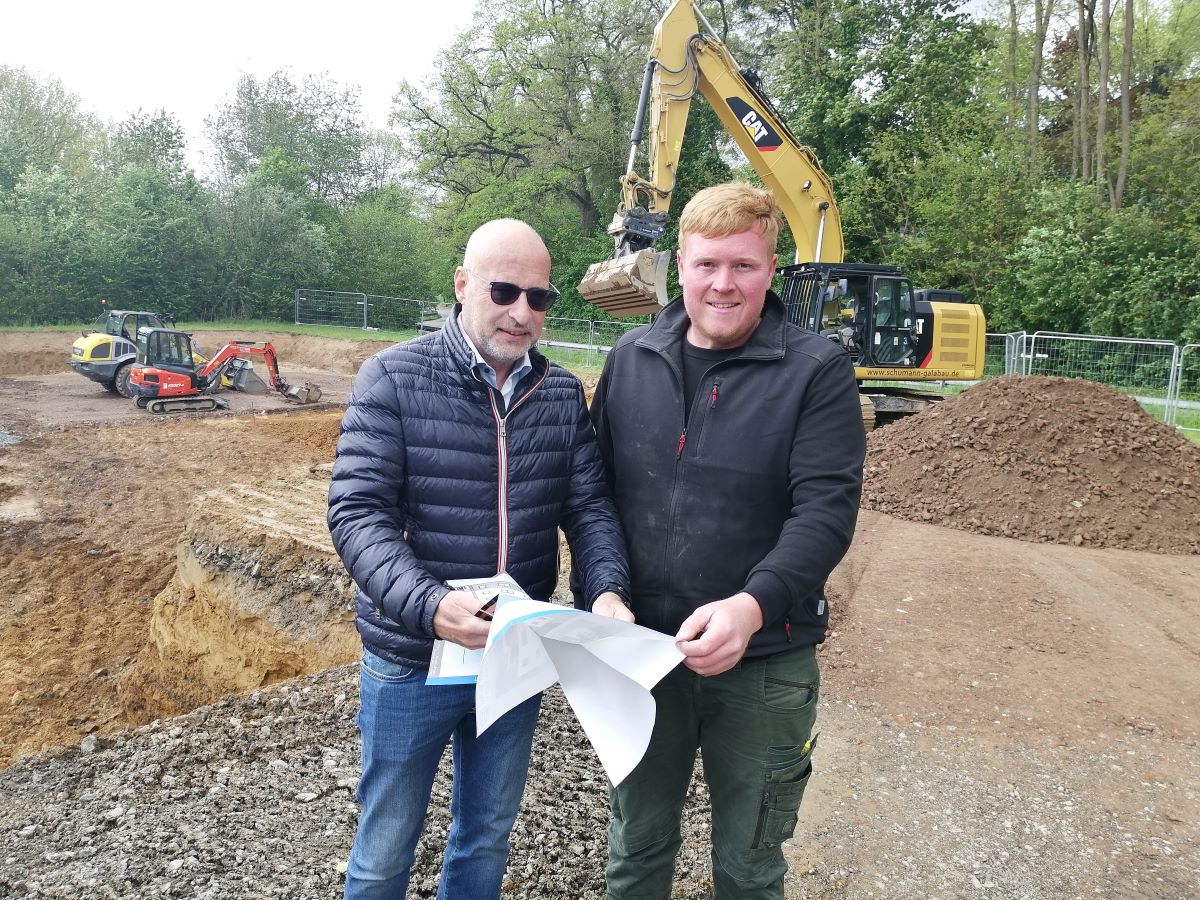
[589,183,866,900]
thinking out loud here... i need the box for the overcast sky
[2,0,481,171]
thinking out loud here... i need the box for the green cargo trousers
[606,644,820,900]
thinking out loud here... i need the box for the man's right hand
[431,590,493,649]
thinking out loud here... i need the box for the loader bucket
[577,249,670,317]
[282,381,322,404]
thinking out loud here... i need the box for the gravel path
[4,660,1197,899]
[0,668,715,900]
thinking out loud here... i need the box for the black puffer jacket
[588,293,865,657]
[328,307,630,667]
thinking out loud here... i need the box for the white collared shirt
[460,328,532,408]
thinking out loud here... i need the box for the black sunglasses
[467,268,560,312]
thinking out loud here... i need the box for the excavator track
[147,396,226,414]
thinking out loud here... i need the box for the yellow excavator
[578,0,986,428]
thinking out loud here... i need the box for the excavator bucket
[577,249,670,317]
[282,381,322,404]
[226,358,269,394]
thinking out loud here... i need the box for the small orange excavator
[127,327,322,414]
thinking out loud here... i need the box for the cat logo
[741,110,768,142]
[724,97,782,151]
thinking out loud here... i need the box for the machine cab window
[137,328,192,368]
[868,277,916,365]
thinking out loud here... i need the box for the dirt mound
[862,376,1200,554]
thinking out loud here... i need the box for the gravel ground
[0,668,715,900]
[4,660,1197,899]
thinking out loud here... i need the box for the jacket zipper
[664,367,724,626]
[489,367,547,574]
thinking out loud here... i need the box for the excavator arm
[197,341,322,404]
[580,0,843,316]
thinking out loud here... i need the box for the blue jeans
[345,648,542,900]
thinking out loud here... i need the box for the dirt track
[1,330,1199,897]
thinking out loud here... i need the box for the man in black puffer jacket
[329,218,631,900]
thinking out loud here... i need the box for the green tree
[108,109,188,179]
[0,66,97,191]
[0,167,95,323]
[393,0,665,241]
[204,180,333,320]
[84,166,217,320]
[207,70,370,207]
[327,186,451,300]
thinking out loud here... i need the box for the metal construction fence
[294,289,646,370]
[295,290,1198,434]
[294,289,442,332]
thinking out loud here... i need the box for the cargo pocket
[750,733,818,850]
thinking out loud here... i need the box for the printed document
[427,573,684,786]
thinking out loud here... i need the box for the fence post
[294,289,301,326]
[360,293,369,330]
[1171,348,1180,427]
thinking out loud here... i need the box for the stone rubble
[0,669,715,899]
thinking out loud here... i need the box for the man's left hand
[675,592,763,676]
[592,591,635,623]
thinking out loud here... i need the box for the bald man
[329,219,632,899]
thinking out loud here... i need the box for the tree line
[2,0,1197,341]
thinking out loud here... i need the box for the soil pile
[862,375,1200,554]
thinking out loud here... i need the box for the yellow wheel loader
[69,303,177,398]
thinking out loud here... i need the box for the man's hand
[431,590,493,649]
[675,592,764,676]
[592,591,635,623]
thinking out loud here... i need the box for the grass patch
[175,320,421,344]
[2,319,422,344]
[538,345,608,378]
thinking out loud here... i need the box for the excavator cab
[868,278,917,365]
[136,328,203,390]
[779,263,918,368]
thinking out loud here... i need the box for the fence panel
[369,296,442,333]
[984,332,1026,378]
[290,297,1199,437]
[295,289,444,333]
[1026,332,1180,421]
[1174,344,1200,435]
[295,290,369,328]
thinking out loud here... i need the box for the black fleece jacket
[587,292,865,656]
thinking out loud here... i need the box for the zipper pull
[710,381,720,408]
[785,619,792,643]
[676,428,687,459]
